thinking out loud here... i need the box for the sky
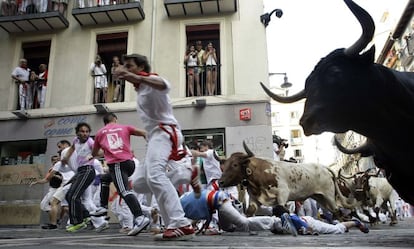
[263,0,408,92]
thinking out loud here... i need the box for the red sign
[239,108,252,121]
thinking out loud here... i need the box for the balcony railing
[0,0,69,33]
[184,64,221,97]
[72,1,144,26]
[164,0,237,17]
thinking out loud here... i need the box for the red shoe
[154,225,195,241]
[190,165,202,198]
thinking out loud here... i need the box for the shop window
[0,140,47,166]
[95,32,128,104]
[20,40,51,110]
[183,128,225,156]
[185,24,221,97]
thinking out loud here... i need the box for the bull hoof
[390,221,398,226]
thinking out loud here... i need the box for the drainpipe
[150,0,157,68]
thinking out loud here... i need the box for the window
[0,140,47,165]
[290,111,299,120]
[291,129,301,138]
[21,40,51,110]
[272,112,281,124]
[183,128,225,156]
[95,32,128,103]
[185,24,221,97]
[290,129,302,145]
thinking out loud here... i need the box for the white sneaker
[127,216,150,236]
[90,207,108,216]
[95,221,110,233]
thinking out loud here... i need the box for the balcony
[164,0,237,17]
[72,1,145,27]
[0,11,68,33]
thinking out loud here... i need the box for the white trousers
[302,216,347,234]
[40,187,58,211]
[218,201,279,232]
[82,185,106,228]
[37,85,46,108]
[133,125,190,229]
[111,195,134,228]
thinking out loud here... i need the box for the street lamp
[269,72,293,96]
[260,8,283,28]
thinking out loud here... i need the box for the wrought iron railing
[184,64,221,97]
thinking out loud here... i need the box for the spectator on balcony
[184,44,200,97]
[22,0,38,14]
[11,58,31,110]
[35,0,49,12]
[51,0,67,15]
[27,70,37,109]
[202,42,218,96]
[195,40,205,95]
[36,64,48,108]
[111,56,124,102]
[91,54,108,104]
[1,0,17,16]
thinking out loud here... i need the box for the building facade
[0,0,274,225]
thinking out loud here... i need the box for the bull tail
[327,167,357,209]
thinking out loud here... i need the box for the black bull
[261,0,414,204]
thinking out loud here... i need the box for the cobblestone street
[1,217,414,249]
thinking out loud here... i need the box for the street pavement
[1,217,414,249]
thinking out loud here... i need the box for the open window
[185,24,221,97]
[21,40,51,110]
[95,32,128,103]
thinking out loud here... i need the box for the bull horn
[343,0,375,56]
[242,141,255,157]
[260,82,306,103]
[334,135,373,157]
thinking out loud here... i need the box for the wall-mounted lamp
[269,72,293,96]
[94,103,110,114]
[260,8,283,28]
[11,110,30,119]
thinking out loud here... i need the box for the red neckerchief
[133,71,158,88]
[137,71,158,76]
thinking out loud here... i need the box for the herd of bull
[219,141,399,225]
[219,0,414,225]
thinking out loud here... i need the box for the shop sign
[239,108,252,121]
[43,116,87,137]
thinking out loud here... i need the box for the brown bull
[338,169,398,225]
[219,142,356,216]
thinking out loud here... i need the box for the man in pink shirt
[92,112,149,236]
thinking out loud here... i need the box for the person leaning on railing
[184,44,200,97]
[11,58,31,110]
[202,42,218,96]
